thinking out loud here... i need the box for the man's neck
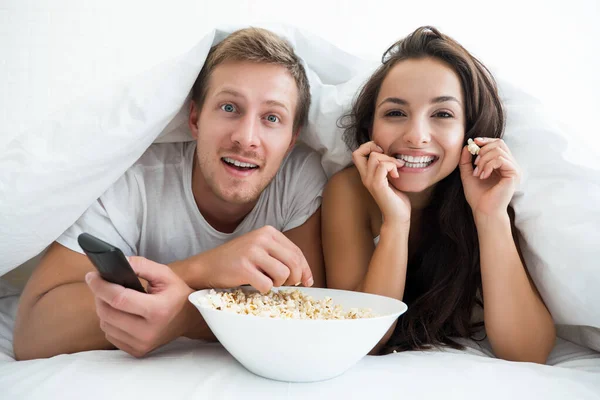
[191,152,257,234]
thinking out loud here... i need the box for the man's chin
[218,189,262,205]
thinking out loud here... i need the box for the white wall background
[1,0,599,157]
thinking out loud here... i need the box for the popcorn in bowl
[195,288,378,320]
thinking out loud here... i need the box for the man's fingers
[127,256,171,285]
[86,272,150,318]
[268,233,312,287]
[255,255,290,287]
[100,319,138,348]
[247,269,274,294]
[105,332,146,359]
[95,297,145,331]
[299,260,314,287]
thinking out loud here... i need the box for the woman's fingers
[474,137,512,158]
[473,147,509,177]
[352,141,383,178]
[477,154,518,180]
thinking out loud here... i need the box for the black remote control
[78,233,146,293]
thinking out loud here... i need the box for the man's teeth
[395,154,435,168]
[223,157,258,168]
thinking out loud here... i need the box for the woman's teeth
[395,154,435,168]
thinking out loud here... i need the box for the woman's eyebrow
[377,97,408,108]
[377,95,462,109]
[431,96,461,105]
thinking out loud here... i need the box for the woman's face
[372,57,466,193]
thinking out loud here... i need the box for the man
[13,28,327,360]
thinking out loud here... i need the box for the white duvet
[0,286,598,400]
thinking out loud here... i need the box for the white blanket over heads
[0,24,599,337]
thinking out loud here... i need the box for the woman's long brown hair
[340,26,505,352]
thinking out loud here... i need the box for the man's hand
[86,256,194,358]
[199,225,314,293]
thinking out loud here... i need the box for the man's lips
[221,156,259,169]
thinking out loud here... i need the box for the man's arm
[13,242,214,361]
[283,208,325,288]
[15,223,315,360]
[14,242,114,360]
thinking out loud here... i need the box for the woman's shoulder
[326,165,361,188]
[323,166,379,226]
[324,166,367,201]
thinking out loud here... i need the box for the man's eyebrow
[214,89,290,112]
[214,89,243,98]
[265,100,289,112]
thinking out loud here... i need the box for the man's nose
[231,115,260,148]
[403,118,431,146]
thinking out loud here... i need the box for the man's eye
[221,104,236,113]
[266,115,279,123]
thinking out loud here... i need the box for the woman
[322,26,555,363]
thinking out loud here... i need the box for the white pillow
[499,79,600,329]
[0,24,598,337]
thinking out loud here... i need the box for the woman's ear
[188,101,200,139]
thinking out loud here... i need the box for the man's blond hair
[191,27,310,133]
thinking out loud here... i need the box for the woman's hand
[459,137,521,219]
[352,141,411,224]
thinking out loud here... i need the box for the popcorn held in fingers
[196,289,378,320]
[467,138,480,156]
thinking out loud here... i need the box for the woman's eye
[434,111,453,118]
[385,110,405,117]
[221,104,236,113]
[266,115,279,123]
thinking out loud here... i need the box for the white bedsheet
[1,286,598,400]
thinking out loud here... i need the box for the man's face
[189,61,299,205]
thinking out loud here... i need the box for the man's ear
[188,101,200,139]
[287,127,301,152]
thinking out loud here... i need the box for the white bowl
[188,286,407,382]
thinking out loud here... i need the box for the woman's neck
[407,185,436,213]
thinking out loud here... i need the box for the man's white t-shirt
[57,141,327,265]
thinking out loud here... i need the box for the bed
[1,3,600,399]
[1,281,599,399]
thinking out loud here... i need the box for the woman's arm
[476,210,555,363]
[459,137,555,363]
[322,166,410,353]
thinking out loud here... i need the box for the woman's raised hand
[459,137,521,219]
[352,141,411,224]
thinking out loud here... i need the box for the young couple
[13,26,555,363]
